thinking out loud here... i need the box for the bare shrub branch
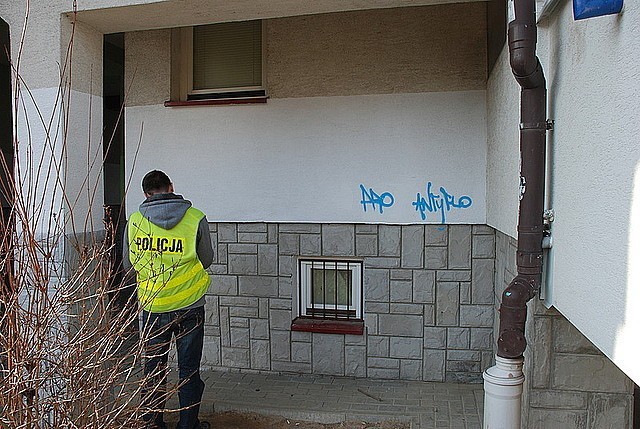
[0,3,182,428]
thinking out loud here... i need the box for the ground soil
[176,411,410,429]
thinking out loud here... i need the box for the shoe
[198,422,211,429]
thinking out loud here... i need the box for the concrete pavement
[195,370,484,429]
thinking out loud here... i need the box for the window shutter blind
[192,21,262,91]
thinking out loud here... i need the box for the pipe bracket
[520,121,548,130]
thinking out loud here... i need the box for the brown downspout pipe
[497,0,548,359]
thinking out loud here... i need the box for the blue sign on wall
[573,0,623,20]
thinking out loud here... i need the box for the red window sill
[291,317,364,335]
[164,96,268,107]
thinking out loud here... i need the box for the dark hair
[142,170,172,195]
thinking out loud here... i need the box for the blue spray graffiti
[359,184,395,214]
[412,182,472,223]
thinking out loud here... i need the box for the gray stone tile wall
[494,230,635,428]
[205,223,636,427]
[204,225,635,425]
[202,222,497,384]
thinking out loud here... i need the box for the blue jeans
[141,306,205,429]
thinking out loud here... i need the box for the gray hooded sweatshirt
[123,193,214,311]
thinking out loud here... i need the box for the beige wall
[61,17,105,95]
[266,4,487,98]
[1,1,109,93]
[125,29,171,106]
[1,2,65,90]
[73,0,477,34]
[125,3,488,105]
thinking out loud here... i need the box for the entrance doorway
[103,33,124,210]
[103,33,133,314]
[0,18,14,288]
[0,16,14,367]
[0,18,13,226]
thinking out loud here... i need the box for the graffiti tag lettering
[412,182,472,223]
[359,184,395,214]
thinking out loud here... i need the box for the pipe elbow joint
[511,56,546,89]
[509,49,538,79]
[497,276,538,358]
[498,329,528,358]
[502,276,536,306]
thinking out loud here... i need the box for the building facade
[1,0,638,426]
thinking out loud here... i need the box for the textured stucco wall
[539,0,640,386]
[73,0,478,34]
[485,45,519,237]
[0,1,114,92]
[124,4,487,105]
[0,1,65,90]
[266,4,487,98]
[60,18,105,96]
[125,29,171,106]
[485,0,640,387]
[60,18,105,230]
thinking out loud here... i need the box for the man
[123,170,214,429]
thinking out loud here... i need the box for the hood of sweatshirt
[139,193,192,230]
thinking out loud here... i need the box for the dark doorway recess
[0,18,14,282]
[0,18,13,223]
[0,16,14,370]
[103,33,125,209]
[103,33,133,318]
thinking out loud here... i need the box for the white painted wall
[14,87,66,239]
[64,90,105,234]
[125,91,487,224]
[487,0,640,384]
[486,45,519,237]
[2,3,106,236]
[15,87,104,236]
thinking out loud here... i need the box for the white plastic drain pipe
[482,356,525,428]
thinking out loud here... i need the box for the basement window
[291,259,364,335]
[169,20,266,105]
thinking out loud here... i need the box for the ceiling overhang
[73,0,484,33]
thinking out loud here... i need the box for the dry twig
[0,3,180,427]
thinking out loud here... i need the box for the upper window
[172,20,265,103]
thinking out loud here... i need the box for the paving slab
[196,370,484,429]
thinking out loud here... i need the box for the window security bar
[298,259,363,320]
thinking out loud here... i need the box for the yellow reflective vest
[128,207,210,312]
